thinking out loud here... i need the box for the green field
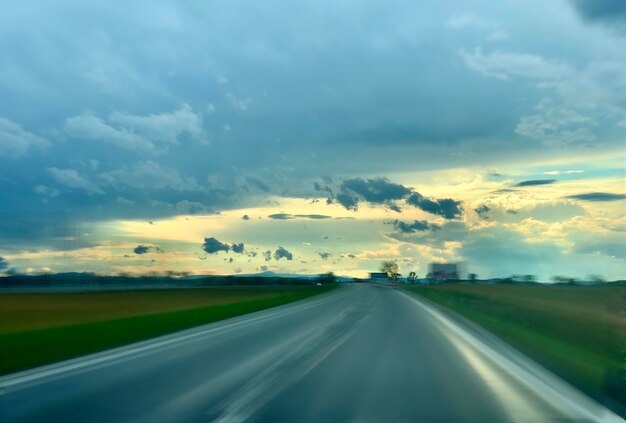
[404,283,625,411]
[0,285,336,376]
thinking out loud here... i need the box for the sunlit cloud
[0,0,624,281]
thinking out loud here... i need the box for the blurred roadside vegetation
[405,283,625,414]
[0,284,336,375]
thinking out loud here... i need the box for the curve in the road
[0,284,621,422]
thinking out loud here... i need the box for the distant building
[369,272,388,282]
[427,263,460,281]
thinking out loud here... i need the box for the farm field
[404,283,625,411]
[0,285,336,375]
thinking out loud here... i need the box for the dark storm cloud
[267,213,291,220]
[0,256,15,275]
[201,237,231,254]
[335,178,412,210]
[406,193,463,219]
[391,220,441,233]
[245,177,270,193]
[334,193,360,210]
[569,0,626,25]
[133,245,150,254]
[514,179,557,187]
[0,157,238,250]
[231,243,245,254]
[319,252,332,260]
[314,182,333,196]
[474,205,491,219]
[0,213,98,251]
[1,0,624,265]
[328,177,463,219]
[389,221,469,248]
[201,237,245,254]
[268,213,332,220]
[565,192,626,202]
[263,250,272,261]
[297,214,332,219]
[274,246,294,261]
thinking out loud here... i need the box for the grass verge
[0,285,336,376]
[404,283,625,413]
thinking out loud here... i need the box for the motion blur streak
[0,285,621,422]
[400,291,619,422]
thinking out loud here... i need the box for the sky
[0,0,624,280]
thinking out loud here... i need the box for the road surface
[0,284,620,422]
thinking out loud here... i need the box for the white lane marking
[210,310,359,423]
[399,290,623,423]
[0,286,355,393]
[444,327,552,422]
[143,321,321,423]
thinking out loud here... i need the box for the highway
[0,284,621,422]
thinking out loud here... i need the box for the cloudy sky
[1,0,624,280]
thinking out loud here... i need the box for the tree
[319,272,337,284]
[380,261,400,280]
[509,274,536,283]
[588,274,605,284]
[551,275,577,284]
[468,273,477,282]
[407,271,417,282]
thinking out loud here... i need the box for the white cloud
[99,160,205,192]
[0,117,49,157]
[460,47,626,146]
[64,104,205,153]
[65,114,155,153]
[175,200,211,214]
[109,104,204,145]
[47,167,103,194]
[543,170,584,175]
[225,93,252,111]
[486,29,509,42]
[459,47,571,81]
[33,185,59,198]
[445,13,498,31]
[445,14,508,41]
[515,98,597,146]
[459,47,626,115]
[446,14,488,29]
[25,267,53,275]
[115,196,135,205]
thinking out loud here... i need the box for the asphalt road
[0,284,620,422]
